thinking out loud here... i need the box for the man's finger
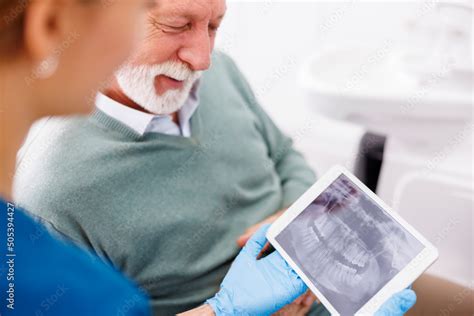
[242,224,271,258]
[237,210,285,247]
[303,292,316,307]
[294,296,304,304]
[236,230,255,247]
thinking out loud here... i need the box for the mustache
[119,61,202,82]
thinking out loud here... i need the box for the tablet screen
[275,174,425,315]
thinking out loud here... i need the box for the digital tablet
[267,165,438,316]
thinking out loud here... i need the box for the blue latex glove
[375,289,417,316]
[206,224,307,316]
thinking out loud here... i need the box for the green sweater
[14,52,316,315]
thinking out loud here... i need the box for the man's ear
[23,0,65,63]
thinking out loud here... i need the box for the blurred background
[216,0,472,313]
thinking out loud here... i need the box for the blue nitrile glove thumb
[206,224,307,316]
[375,289,417,316]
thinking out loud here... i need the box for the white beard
[115,61,202,115]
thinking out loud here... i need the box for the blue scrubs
[0,199,151,315]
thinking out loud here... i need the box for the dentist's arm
[179,224,307,316]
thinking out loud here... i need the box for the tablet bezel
[266,165,438,315]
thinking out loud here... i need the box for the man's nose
[178,29,212,71]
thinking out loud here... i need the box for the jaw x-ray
[275,175,425,315]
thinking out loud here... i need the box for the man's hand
[236,209,286,247]
[272,291,317,316]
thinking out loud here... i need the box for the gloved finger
[376,289,416,315]
[267,251,308,294]
[267,250,297,276]
[242,224,271,258]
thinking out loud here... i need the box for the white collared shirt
[95,81,200,137]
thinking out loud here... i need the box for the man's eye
[209,25,220,34]
[160,24,190,33]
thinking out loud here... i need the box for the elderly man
[14,0,320,314]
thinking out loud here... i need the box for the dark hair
[0,0,26,55]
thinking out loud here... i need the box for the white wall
[215,0,435,173]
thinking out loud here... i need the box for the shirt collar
[178,79,201,135]
[95,79,201,136]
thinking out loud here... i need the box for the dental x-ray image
[275,175,425,315]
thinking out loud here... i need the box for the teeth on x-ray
[302,227,319,245]
[291,184,390,296]
[296,214,372,291]
[311,211,370,269]
[344,244,369,268]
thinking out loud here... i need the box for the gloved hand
[206,224,307,316]
[375,289,417,316]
